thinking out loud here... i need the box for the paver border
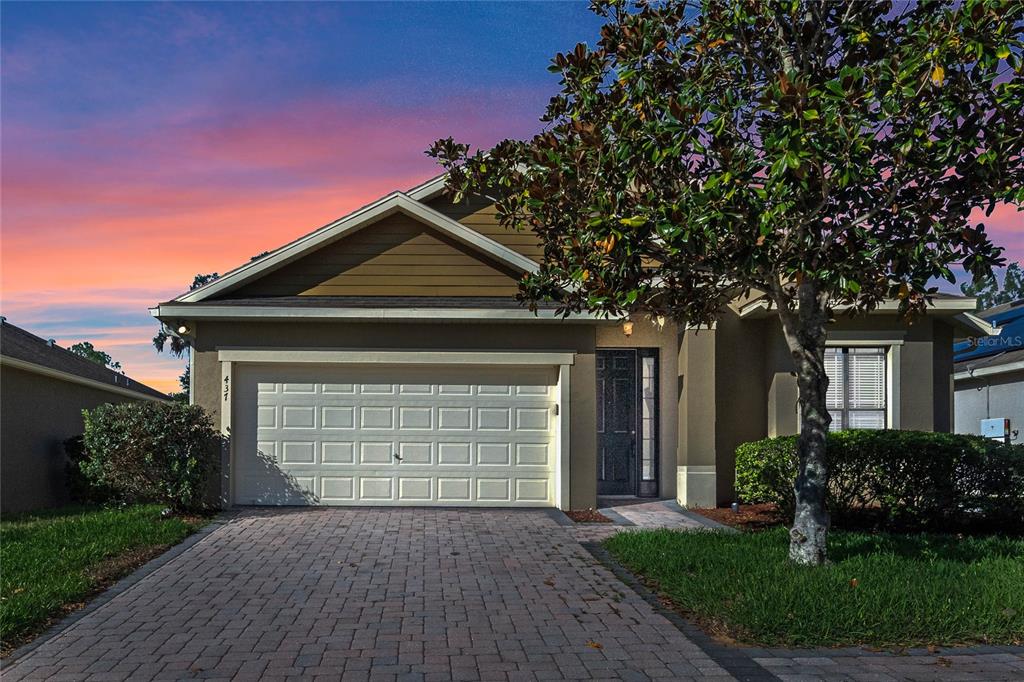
[581,540,780,682]
[1,511,235,668]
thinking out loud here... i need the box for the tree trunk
[776,280,832,566]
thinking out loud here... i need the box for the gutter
[953,359,1024,381]
[150,304,612,324]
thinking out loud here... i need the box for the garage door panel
[234,364,558,507]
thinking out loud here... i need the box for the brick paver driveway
[3,508,733,681]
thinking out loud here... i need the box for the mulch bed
[691,503,784,531]
[565,509,614,523]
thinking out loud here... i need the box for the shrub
[735,430,1024,532]
[64,435,115,504]
[80,402,221,512]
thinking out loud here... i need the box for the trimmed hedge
[736,430,1024,532]
[80,402,222,512]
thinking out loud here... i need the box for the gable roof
[0,319,168,400]
[176,191,538,304]
[406,173,449,202]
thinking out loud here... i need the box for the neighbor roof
[954,298,1024,364]
[0,319,168,400]
[954,347,1024,379]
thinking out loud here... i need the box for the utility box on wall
[980,417,1011,442]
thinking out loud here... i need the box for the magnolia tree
[431,0,1024,564]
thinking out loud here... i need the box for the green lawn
[1,505,207,651]
[604,528,1024,648]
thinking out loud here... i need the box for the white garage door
[233,364,558,506]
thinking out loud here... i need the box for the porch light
[177,324,192,335]
[622,320,634,337]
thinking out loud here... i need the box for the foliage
[175,364,191,398]
[0,505,205,645]
[430,0,1024,564]
[961,262,1024,310]
[152,273,219,358]
[735,430,1024,531]
[68,341,121,372]
[154,253,274,381]
[63,436,115,505]
[80,402,221,512]
[604,528,1024,648]
[430,0,1022,322]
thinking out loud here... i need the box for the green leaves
[427,0,1023,326]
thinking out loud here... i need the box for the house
[953,299,1024,444]
[150,176,990,510]
[0,319,169,514]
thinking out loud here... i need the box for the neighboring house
[151,176,990,510]
[953,299,1024,444]
[0,319,168,514]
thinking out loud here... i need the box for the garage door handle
[393,453,403,462]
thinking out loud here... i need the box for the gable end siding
[225,213,524,298]
[427,195,544,263]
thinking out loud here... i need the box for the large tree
[431,0,1024,564]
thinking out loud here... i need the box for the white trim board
[406,173,449,202]
[175,192,539,304]
[0,356,169,402]
[217,349,576,366]
[152,304,610,323]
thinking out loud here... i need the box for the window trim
[825,346,888,430]
[824,340,902,430]
[638,348,659,489]
[823,348,888,428]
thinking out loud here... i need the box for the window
[640,353,657,481]
[825,347,886,431]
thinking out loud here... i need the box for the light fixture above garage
[622,320,634,337]
[176,324,191,335]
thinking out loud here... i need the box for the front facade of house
[153,176,987,510]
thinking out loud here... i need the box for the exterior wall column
[676,326,717,507]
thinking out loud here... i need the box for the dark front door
[597,350,638,495]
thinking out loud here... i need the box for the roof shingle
[0,319,168,400]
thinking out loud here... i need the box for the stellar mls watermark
[965,335,1023,349]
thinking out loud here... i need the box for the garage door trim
[218,350,573,509]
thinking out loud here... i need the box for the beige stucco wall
[192,320,601,509]
[189,311,958,510]
[700,311,958,505]
[676,327,718,506]
[0,365,146,515]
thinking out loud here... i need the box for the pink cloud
[972,203,1024,264]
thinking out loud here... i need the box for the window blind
[824,347,886,431]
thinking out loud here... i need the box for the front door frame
[596,348,660,497]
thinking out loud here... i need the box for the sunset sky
[1,2,1020,394]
